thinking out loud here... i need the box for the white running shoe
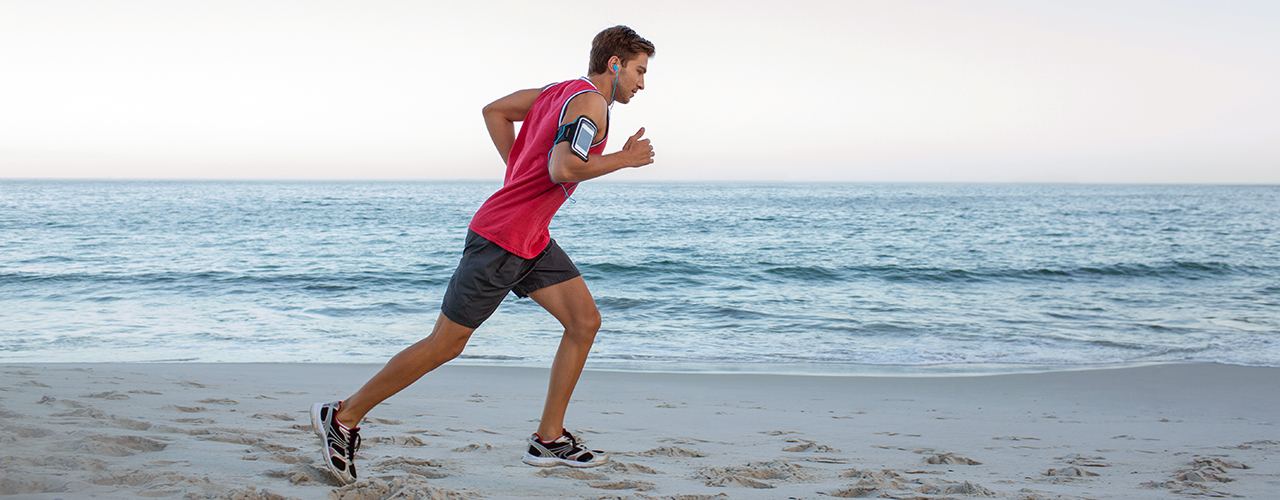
[522,430,609,468]
[310,401,361,484]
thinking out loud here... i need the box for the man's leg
[336,312,477,427]
[526,276,601,439]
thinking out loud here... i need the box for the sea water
[1,181,1277,374]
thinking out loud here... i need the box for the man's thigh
[512,238,580,298]
[527,277,600,331]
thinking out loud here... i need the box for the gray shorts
[441,230,580,329]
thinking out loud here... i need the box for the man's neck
[587,73,615,104]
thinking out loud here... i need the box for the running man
[310,26,655,484]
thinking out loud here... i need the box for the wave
[303,302,434,317]
[750,261,1255,284]
[0,270,446,288]
[580,260,711,277]
[1,260,1256,290]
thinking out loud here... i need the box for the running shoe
[310,401,361,484]
[522,430,609,467]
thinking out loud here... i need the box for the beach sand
[1,362,1276,499]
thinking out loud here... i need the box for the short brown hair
[589,26,655,75]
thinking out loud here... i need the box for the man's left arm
[482,88,542,165]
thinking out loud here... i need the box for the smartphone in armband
[555,115,598,162]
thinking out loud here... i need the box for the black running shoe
[310,401,361,484]
[522,430,609,467]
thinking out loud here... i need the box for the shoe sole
[310,403,326,438]
[522,452,609,468]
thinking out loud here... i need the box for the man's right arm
[482,88,542,165]
[548,93,654,184]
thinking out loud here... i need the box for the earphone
[608,61,620,108]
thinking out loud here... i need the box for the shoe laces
[345,426,362,459]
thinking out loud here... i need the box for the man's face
[614,53,649,105]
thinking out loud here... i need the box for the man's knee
[566,309,601,341]
[428,316,475,360]
[442,335,469,360]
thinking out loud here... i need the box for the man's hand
[620,127,655,168]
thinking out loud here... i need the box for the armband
[554,115,597,162]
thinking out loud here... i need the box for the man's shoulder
[544,78,600,95]
[533,79,603,115]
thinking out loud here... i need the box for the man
[310,25,655,484]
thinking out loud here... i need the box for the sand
[1,362,1276,499]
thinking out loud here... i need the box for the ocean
[1,181,1277,374]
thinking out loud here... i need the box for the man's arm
[548,93,654,184]
[482,88,543,165]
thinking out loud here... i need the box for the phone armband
[554,115,597,162]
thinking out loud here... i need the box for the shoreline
[11,358,1254,377]
[2,362,1277,498]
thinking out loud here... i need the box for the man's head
[589,25,654,104]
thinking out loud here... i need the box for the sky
[2,0,1278,183]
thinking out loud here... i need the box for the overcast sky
[2,0,1277,183]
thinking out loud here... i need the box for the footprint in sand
[371,418,402,425]
[1158,457,1250,486]
[372,457,449,478]
[1192,457,1249,470]
[605,461,661,474]
[109,416,152,431]
[921,452,981,465]
[638,446,706,458]
[173,418,216,424]
[696,460,808,489]
[1058,453,1109,467]
[61,434,168,457]
[197,398,237,405]
[839,468,910,490]
[1044,466,1099,477]
[82,391,130,400]
[249,413,295,421]
[1177,469,1232,483]
[538,468,609,480]
[0,475,60,494]
[4,425,54,439]
[178,381,206,388]
[366,436,426,447]
[267,452,314,465]
[587,480,655,491]
[707,475,773,488]
[330,476,466,498]
[52,407,108,419]
[451,443,495,452]
[200,432,299,454]
[782,438,839,453]
[168,405,208,413]
[916,479,997,495]
[829,485,881,497]
[264,464,338,486]
[128,390,162,395]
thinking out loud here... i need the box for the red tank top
[469,78,609,258]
